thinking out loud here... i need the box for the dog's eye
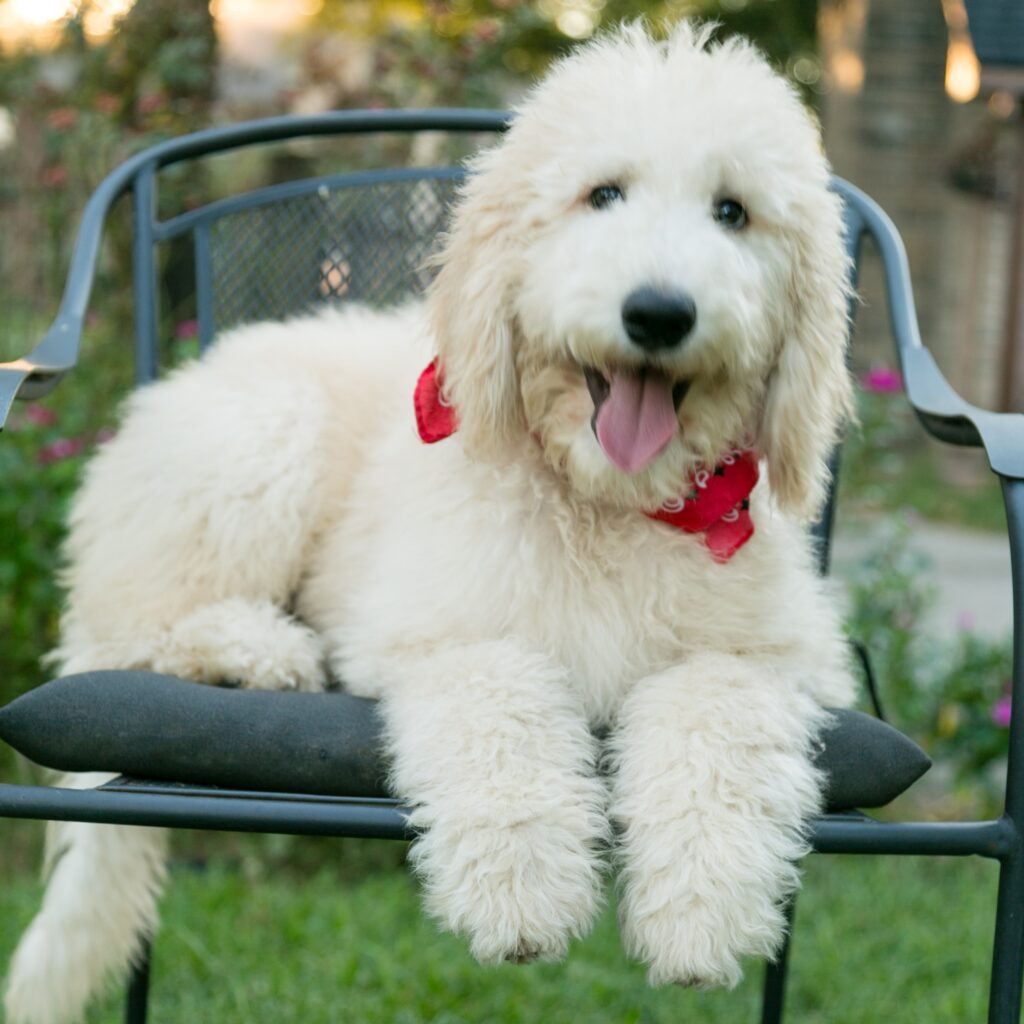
[713,198,748,230]
[588,184,625,210]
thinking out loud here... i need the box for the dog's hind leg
[56,598,327,692]
[152,597,327,690]
[4,773,167,1024]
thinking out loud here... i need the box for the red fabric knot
[414,358,458,443]
[413,359,758,562]
[646,450,759,562]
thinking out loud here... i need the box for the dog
[5,22,856,1023]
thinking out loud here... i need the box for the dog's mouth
[583,365,690,475]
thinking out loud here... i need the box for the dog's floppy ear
[759,187,855,519]
[429,145,525,456]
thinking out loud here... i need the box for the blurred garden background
[1,0,1023,1020]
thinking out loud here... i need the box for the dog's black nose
[621,287,697,352]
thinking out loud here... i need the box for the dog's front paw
[619,875,788,989]
[413,817,604,965]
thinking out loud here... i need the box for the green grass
[0,846,1005,1023]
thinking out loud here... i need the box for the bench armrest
[0,320,83,428]
[835,178,1024,481]
[0,156,136,430]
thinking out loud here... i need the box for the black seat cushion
[0,671,931,811]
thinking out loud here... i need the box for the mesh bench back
[201,169,463,336]
[145,164,466,366]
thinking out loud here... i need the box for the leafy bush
[839,373,1012,809]
[840,372,1004,532]
[845,518,1013,810]
[0,420,90,761]
[0,406,73,705]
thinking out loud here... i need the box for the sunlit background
[0,0,993,104]
[0,0,1017,388]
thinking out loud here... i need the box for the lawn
[0,838,1003,1023]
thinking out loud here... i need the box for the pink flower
[95,427,117,445]
[42,164,68,189]
[95,93,120,115]
[474,18,501,43]
[137,93,168,116]
[25,404,57,427]
[956,610,976,631]
[47,107,78,131]
[992,696,1013,728]
[37,437,86,465]
[174,319,198,340]
[861,367,903,394]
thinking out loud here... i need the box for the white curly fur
[6,22,857,1023]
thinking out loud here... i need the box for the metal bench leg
[760,897,796,1024]
[125,939,152,1024]
[988,837,1024,1024]
[992,479,1024,1023]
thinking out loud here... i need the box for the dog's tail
[4,773,168,1024]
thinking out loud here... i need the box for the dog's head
[429,22,853,520]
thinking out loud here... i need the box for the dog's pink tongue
[594,368,678,474]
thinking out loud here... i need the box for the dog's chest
[320,443,756,721]
[501,514,744,717]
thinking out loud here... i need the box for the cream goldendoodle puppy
[6,22,856,1024]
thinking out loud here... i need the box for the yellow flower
[938,704,963,738]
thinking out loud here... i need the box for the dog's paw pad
[505,944,541,965]
[670,974,717,990]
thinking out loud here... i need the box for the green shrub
[845,519,1013,811]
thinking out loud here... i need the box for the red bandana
[413,358,458,443]
[414,359,757,563]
